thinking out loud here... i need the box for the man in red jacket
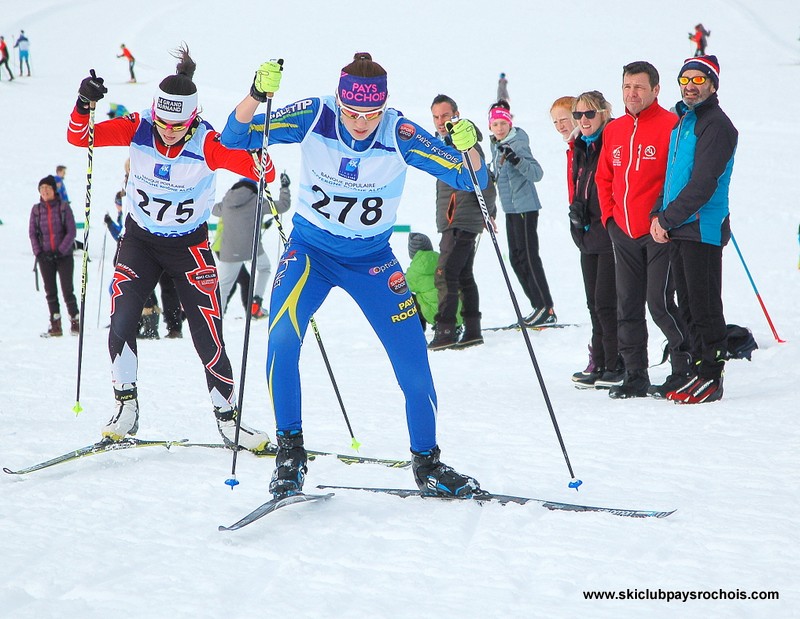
[596,61,691,399]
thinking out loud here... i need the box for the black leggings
[38,253,78,318]
[109,219,235,408]
[505,211,553,309]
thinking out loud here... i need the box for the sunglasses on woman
[151,104,198,132]
[572,109,605,120]
[337,98,387,122]
[678,75,708,85]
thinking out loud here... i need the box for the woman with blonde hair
[568,91,622,389]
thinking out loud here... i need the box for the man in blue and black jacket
[650,55,737,404]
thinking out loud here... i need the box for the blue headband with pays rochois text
[338,71,388,105]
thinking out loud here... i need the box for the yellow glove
[446,119,478,152]
[251,59,284,102]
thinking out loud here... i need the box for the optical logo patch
[339,158,360,181]
[369,258,398,276]
[154,164,171,181]
[387,271,408,295]
[398,123,416,141]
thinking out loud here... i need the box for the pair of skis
[2,438,410,476]
[3,438,676,530]
[482,322,578,333]
[218,485,676,531]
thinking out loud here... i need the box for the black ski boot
[455,315,484,349]
[269,430,308,498]
[411,446,480,497]
[428,322,458,351]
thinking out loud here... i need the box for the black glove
[77,69,108,112]
[104,213,113,225]
[568,200,590,230]
[39,251,58,263]
[498,143,520,165]
[280,172,290,188]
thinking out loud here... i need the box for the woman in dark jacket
[29,175,79,337]
[568,91,622,388]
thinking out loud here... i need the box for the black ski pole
[73,99,96,415]
[450,121,582,490]
[225,86,276,489]
[263,184,360,451]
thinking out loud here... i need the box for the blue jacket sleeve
[221,98,321,149]
[395,119,488,191]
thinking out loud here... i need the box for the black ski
[317,485,675,519]
[176,442,411,468]
[3,438,188,475]
[218,492,334,531]
[483,322,579,333]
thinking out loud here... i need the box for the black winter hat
[408,232,433,259]
[38,175,58,194]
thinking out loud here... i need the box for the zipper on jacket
[622,117,638,236]
[46,203,56,252]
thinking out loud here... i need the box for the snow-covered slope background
[1,1,798,617]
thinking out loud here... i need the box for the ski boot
[411,446,480,498]
[215,406,271,452]
[103,383,140,441]
[269,430,308,498]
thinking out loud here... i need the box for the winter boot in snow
[137,306,160,339]
[103,383,140,441]
[667,373,724,404]
[41,314,63,338]
[455,316,483,349]
[215,406,271,452]
[428,322,458,351]
[70,315,80,336]
[250,295,268,320]
[411,446,481,497]
[524,306,557,327]
[594,355,626,389]
[269,430,308,497]
[608,369,651,399]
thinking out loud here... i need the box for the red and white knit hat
[679,55,720,89]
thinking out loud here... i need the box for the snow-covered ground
[1,1,799,617]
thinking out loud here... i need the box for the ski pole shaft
[227,94,276,487]
[458,143,581,489]
[263,185,360,451]
[730,232,785,343]
[73,100,96,415]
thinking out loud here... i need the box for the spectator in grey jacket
[489,100,556,326]
[427,94,497,350]
[213,173,291,318]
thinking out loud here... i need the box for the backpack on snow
[725,324,758,361]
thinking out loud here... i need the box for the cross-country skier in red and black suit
[67,44,275,450]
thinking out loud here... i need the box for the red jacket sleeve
[202,132,276,183]
[67,107,139,147]
[595,130,616,227]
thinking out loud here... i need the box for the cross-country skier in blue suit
[222,52,488,499]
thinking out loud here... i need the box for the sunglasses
[678,75,708,85]
[337,98,386,122]
[151,104,197,132]
[572,109,605,120]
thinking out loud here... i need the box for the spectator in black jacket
[428,94,497,350]
[569,91,623,389]
[651,55,737,404]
